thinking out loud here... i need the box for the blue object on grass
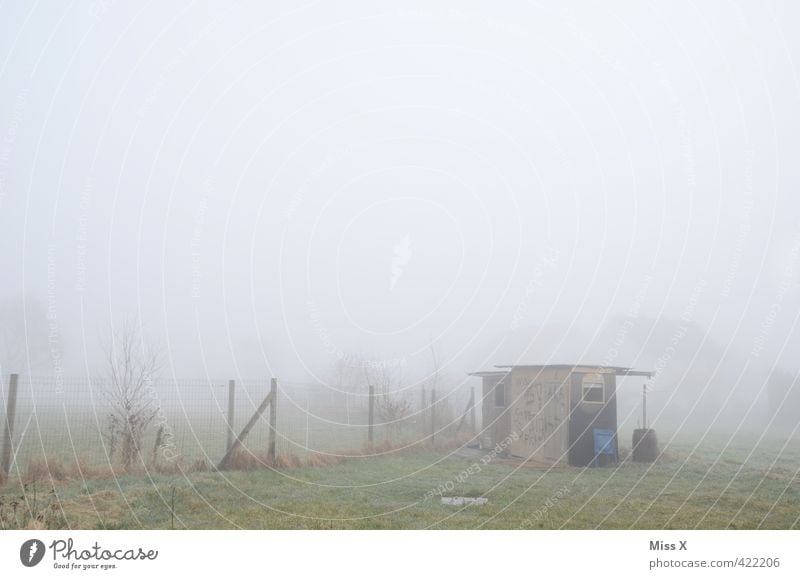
[592,428,617,467]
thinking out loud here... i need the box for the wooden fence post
[1,374,20,480]
[217,386,274,471]
[226,380,236,453]
[420,386,426,438]
[430,388,436,446]
[268,378,277,463]
[367,385,375,448]
[457,387,476,434]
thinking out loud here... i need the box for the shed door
[492,381,511,448]
[514,380,568,463]
[541,381,569,463]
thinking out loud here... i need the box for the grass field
[1,434,799,530]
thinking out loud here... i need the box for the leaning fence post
[218,386,274,471]
[1,374,20,481]
[268,378,277,463]
[367,385,375,448]
[226,380,236,453]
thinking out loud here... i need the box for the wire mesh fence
[0,373,474,479]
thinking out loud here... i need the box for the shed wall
[508,366,569,464]
[480,374,511,451]
[568,369,618,466]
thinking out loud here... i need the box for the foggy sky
[1,1,799,400]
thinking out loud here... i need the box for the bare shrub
[100,318,163,470]
[363,361,411,432]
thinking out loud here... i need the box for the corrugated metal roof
[468,364,654,377]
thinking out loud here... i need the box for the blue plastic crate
[592,428,617,467]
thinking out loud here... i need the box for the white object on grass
[440,496,488,506]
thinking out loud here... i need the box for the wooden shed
[470,364,653,466]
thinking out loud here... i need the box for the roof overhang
[489,364,654,378]
[615,369,655,378]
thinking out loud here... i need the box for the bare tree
[425,341,461,436]
[363,360,411,425]
[427,341,440,393]
[425,342,441,431]
[328,354,368,395]
[101,318,163,469]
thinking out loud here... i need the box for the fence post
[420,386,426,438]
[1,374,20,480]
[217,387,274,471]
[367,385,375,448]
[430,388,436,446]
[268,378,277,463]
[469,387,476,433]
[226,380,236,452]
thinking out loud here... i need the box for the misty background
[1,1,799,435]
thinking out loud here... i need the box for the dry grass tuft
[222,450,269,471]
[7,434,475,483]
[187,458,211,473]
[760,466,800,482]
[24,459,69,484]
[17,457,165,486]
[273,454,305,469]
[302,452,346,468]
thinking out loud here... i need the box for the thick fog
[1,2,799,432]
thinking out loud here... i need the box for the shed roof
[469,364,654,378]
[467,370,510,377]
